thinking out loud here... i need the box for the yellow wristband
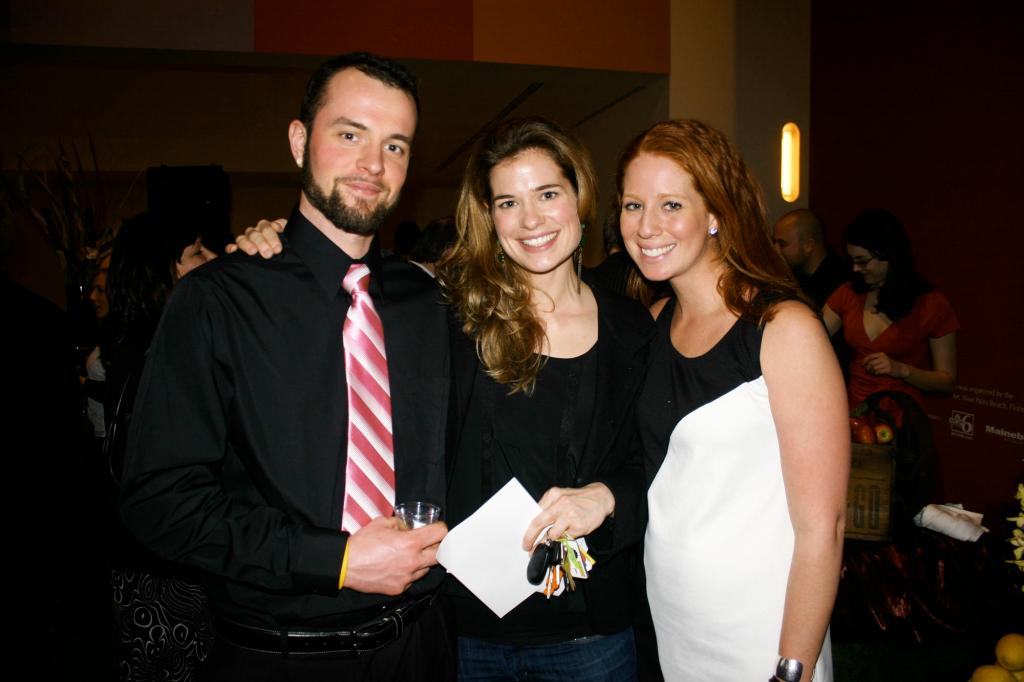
[338,541,351,591]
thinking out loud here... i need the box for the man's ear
[288,120,307,168]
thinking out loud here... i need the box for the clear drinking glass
[393,502,442,529]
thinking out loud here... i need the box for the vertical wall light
[780,122,800,203]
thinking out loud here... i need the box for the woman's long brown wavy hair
[616,119,801,324]
[436,116,597,394]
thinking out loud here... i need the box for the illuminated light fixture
[780,122,800,202]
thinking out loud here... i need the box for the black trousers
[198,599,456,682]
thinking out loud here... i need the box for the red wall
[810,2,1024,527]
[253,0,668,73]
[253,1,474,61]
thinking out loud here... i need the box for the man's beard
[301,147,397,237]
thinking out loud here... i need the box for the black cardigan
[446,278,655,634]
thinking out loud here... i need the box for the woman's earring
[709,222,718,236]
[496,241,505,264]
[574,223,586,285]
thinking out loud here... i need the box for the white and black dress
[638,302,833,681]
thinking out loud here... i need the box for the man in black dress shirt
[773,208,850,308]
[120,53,453,681]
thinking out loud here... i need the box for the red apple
[874,423,894,444]
[853,424,877,444]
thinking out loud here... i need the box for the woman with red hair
[618,119,849,682]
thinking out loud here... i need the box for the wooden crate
[845,443,895,541]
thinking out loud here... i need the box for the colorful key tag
[529,527,596,598]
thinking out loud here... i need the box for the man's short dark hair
[299,52,420,131]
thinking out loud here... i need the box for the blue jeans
[457,628,637,682]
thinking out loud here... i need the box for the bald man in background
[773,209,850,308]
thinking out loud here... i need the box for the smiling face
[489,148,581,279]
[846,243,889,289]
[290,68,417,236]
[619,153,719,283]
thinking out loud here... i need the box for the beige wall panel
[668,0,736,138]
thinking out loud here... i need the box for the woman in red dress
[823,209,958,409]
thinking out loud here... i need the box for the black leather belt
[216,592,436,657]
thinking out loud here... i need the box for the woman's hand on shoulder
[520,483,615,550]
[224,218,288,258]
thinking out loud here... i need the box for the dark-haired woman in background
[822,209,958,409]
[104,212,216,681]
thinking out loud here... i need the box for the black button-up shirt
[120,208,450,627]
[799,247,851,308]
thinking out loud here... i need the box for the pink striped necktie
[340,263,395,533]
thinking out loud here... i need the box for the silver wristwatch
[771,657,804,682]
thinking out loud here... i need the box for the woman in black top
[432,117,652,681]
[104,212,217,681]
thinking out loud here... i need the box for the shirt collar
[284,206,386,302]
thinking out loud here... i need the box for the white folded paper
[436,478,542,618]
[913,503,989,542]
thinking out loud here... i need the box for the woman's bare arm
[762,301,850,679]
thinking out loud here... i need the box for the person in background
[82,254,111,446]
[586,205,634,297]
[409,215,457,276]
[772,209,851,374]
[620,119,848,682]
[4,259,98,679]
[103,212,217,681]
[822,208,957,409]
[773,208,850,309]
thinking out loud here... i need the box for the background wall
[669,0,811,224]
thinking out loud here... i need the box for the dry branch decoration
[1,138,126,288]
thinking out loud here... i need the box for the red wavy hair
[616,119,801,323]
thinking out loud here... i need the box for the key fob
[527,541,553,585]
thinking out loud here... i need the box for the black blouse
[446,343,599,645]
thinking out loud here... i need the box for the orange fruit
[970,665,1015,682]
[996,634,1024,672]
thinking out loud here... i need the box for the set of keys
[526,534,595,598]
